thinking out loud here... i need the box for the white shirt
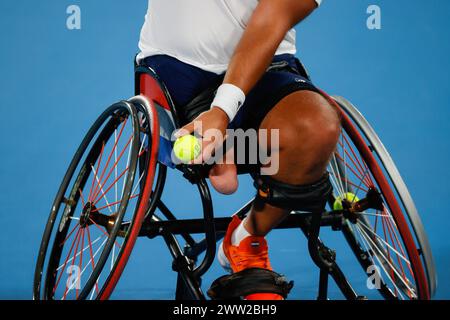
[137,0,322,74]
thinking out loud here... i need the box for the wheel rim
[327,108,429,300]
[36,101,156,300]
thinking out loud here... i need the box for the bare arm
[180,0,319,161]
[224,0,318,94]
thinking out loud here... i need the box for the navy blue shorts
[140,53,320,130]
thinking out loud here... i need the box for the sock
[217,242,232,273]
[231,218,251,246]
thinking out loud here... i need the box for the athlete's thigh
[258,88,340,184]
[259,89,339,139]
[231,57,319,132]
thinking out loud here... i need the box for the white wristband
[211,84,246,122]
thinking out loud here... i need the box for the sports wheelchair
[33,62,437,300]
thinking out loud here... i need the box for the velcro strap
[254,173,332,212]
[207,268,294,300]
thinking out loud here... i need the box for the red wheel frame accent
[319,90,429,299]
[98,99,160,300]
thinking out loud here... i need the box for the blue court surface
[0,0,449,299]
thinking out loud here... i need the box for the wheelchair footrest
[207,268,294,300]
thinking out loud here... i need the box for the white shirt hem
[137,48,297,74]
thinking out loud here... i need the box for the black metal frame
[122,163,360,300]
[131,65,366,301]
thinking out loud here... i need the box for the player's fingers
[174,122,195,138]
[198,131,226,164]
[202,140,216,163]
[188,139,208,164]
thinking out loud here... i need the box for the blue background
[0,0,448,299]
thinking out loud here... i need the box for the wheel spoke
[338,139,367,181]
[358,220,410,265]
[91,118,128,201]
[131,170,145,196]
[330,172,369,194]
[329,167,344,198]
[384,212,414,276]
[383,215,410,296]
[341,134,348,194]
[342,132,374,186]
[57,236,102,271]
[88,218,122,249]
[92,148,146,207]
[91,135,133,203]
[64,236,108,298]
[91,194,140,214]
[79,189,86,207]
[60,224,80,247]
[357,212,393,219]
[380,214,397,293]
[76,229,86,298]
[89,279,99,300]
[120,133,134,203]
[91,165,114,214]
[93,164,130,207]
[121,134,147,201]
[354,223,407,299]
[335,151,371,188]
[88,142,105,202]
[356,223,416,296]
[62,225,84,300]
[330,155,346,196]
[53,228,81,294]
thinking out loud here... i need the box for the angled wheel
[33,96,159,300]
[326,95,436,300]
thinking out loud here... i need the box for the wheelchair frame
[138,170,364,300]
[131,65,436,300]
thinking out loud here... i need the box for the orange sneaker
[218,215,283,300]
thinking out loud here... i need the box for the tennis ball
[173,135,201,163]
[333,192,360,211]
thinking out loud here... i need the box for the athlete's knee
[280,92,340,154]
[259,91,340,183]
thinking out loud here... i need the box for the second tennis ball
[173,135,201,163]
[333,192,360,211]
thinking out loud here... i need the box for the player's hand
[175,107,229,164]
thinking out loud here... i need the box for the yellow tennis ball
[333,192,360,211]
[173,135,201,163]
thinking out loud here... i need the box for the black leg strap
[207,268,294,300]
[253,173,333,212]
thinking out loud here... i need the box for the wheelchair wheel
[326,95,436,300]
[33,96,159,300]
